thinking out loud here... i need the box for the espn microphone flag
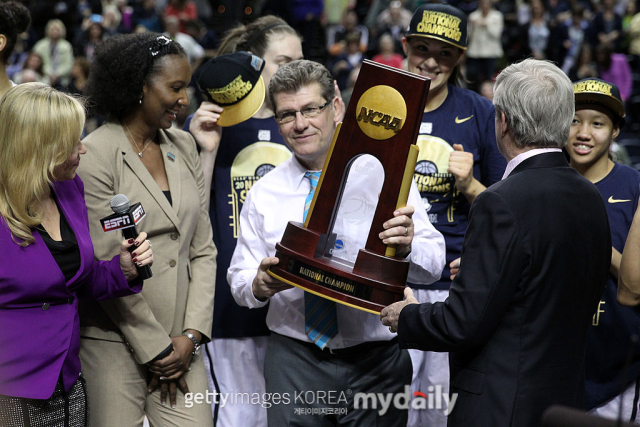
[99,194,152,280]
[100,197,146,232]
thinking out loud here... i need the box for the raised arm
[188,102,223,210]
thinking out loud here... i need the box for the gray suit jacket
[78,119,216,364]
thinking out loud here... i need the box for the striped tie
[303,171,338,349]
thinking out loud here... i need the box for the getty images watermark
[184,385,456,416]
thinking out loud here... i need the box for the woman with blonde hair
[0,82,153,426]
[33,19,74,87]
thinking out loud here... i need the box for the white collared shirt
[228,154,446,349]
[502,148,563,180]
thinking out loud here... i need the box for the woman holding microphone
[0,83,153,426]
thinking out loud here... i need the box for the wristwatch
[182,331,201,355]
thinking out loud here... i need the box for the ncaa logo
[334,240,344,250]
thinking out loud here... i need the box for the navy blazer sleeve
[398,189,527,352]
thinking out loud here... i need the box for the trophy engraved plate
[267,60,431,314]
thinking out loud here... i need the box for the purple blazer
[0,175,142,399]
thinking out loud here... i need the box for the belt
[283,333,398,357]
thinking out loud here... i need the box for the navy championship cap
[406,3,467,50]
[573,78,625,126]
[195,52,266,127]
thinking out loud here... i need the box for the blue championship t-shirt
[585,162,640,409]
[185,116,291,338]
[411,84,506,290]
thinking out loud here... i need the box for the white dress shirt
[229,154,446,349]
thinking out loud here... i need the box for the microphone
[542,405,636,427]
[99,194,152,280]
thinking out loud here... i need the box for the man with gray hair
[381,58,612,426]
[229,60,446,425]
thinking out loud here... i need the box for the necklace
[124,123,152,157]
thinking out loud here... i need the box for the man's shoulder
[477,163,605,228]
[489,158,592,197]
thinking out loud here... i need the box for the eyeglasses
[275,100,332,124]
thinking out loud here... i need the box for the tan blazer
[77,119,216,364]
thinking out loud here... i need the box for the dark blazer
[0,176,141,399]
[399,152,611,427]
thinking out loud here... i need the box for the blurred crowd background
[7,0,640,168]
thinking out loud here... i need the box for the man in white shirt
[228,59,446,426]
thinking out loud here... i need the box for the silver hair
[268,60,335,111]
[493,58,574,148]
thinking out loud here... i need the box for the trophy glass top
[320,154,384,272]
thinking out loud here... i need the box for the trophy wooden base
[267,222,409,314]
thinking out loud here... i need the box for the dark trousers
[264,332,412,427]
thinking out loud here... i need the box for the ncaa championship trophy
[267,59,430,314]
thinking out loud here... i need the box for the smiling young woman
[566,78,640,423]
[77,33,217,427]
[403,36,464,111]
[400,4,507,427]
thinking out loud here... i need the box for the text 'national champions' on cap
[406,3,468,50]
[195,52,266,127]
[573,78,625,126]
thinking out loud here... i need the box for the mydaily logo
[354,385,457,416]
